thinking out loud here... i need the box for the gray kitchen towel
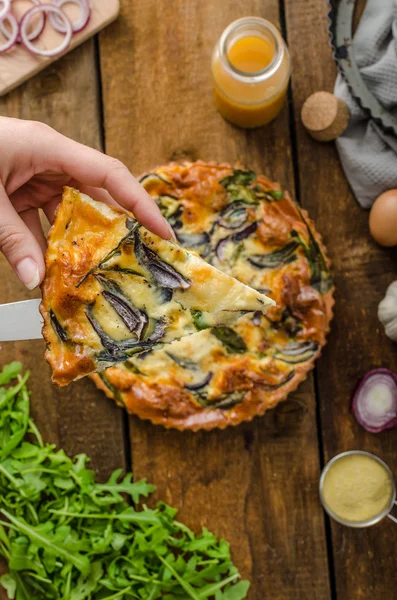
[334,0,397,209]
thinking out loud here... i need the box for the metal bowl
[319,450,396,528]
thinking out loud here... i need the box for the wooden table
[1,1,396,598]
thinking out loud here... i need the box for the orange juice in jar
[212,17,291,128]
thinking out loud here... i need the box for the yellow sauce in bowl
[321,453,394,525]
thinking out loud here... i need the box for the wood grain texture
[284,0,397,598]
[0,40,127,478]
[99,1,331,598]
[0,0,120,97]
[0,42,127,599]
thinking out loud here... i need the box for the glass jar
[212,17,291,128]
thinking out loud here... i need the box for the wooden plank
[0,41,127,481]
[284,0,397,598]
[0,0,120,97]
[99,1,331,598]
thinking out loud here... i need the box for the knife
[0,299,43,341]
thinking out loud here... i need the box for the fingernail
[166,223,177,242]
[16,258,40,290]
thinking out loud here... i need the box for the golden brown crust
[90,161,334,430]
[40,188,130,386]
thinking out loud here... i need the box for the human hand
[0,117,174,290]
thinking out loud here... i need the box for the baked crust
[90,161,334,431]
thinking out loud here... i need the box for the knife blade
[0,299,43,341]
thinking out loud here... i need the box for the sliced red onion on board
[0,12,18,53]
[20,5,72,56]
[0,0,10,21]
[352,368,397,433]
[50,0,90,34]
[0,0,46,43]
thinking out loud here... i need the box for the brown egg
[369,190,397,247]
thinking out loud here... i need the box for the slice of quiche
[41,188,274,386]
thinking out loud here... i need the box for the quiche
[91,161,334,431]
[41,188,274,387]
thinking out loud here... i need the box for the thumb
[0,187,45,290]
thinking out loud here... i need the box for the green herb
[165,352,199,371]
[211,327,247,354]
[0,364,249,600]
[265,189,284,201]
[197,391,246,411]
[121,361,141,375]
[252,184,284,203]
[291,228,332,294]
[191,310,211,331]
[76,220,141,288]
[224,185,258,205]
[155,195,180,219]
[219,170,258,205]
[247,240,300,270]
[219,170,256,187]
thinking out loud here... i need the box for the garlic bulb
[378,281,397,342]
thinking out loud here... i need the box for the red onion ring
[0,0,10,21]
[0,0,46,43]
[20,5,72,57]
[0,12,18,53]
[352,368,397,433]
[50,0,90,34]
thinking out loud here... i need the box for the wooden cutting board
[0,0,119,97]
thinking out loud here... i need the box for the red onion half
[352,368,397,433]
[0,12,18,53]
[50,0,90,34]
[0,0,46,43]
[0,0,10,21]
[20,5,72,57]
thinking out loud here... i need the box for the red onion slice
[0,0,10,21]
[0,0,46,43]
[50,0,90,34]
[184,373,213,391]
[0,12,18,53]
[20,5,72,57]
[352,368,397,433]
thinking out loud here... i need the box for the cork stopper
[301,91,350,142]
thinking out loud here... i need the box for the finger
[32,123,174,240]
[20,208,47,254]
[42,186,122,224]
[0,186,45,289]
[74,185,123,211]
[42,185,123,224]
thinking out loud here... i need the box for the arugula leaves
[0,364,249,600]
